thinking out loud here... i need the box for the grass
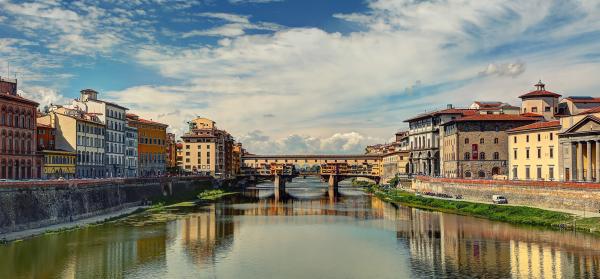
[376,189,593,230]
[197,189,237,200]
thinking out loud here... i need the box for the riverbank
[376,189,600,235]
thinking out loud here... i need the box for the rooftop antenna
[6,61,9,78]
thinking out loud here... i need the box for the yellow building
[519,81,561,120]
[126,114,168,177]
[507,121,560,181]
[42,150,76,179]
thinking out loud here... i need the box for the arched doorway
[492,167,500,176]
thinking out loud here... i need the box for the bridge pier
[328,174,338,190]
[274,175,286,190]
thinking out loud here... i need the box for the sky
[1,0,600,154]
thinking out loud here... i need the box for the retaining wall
[0,176,213,234]
[412,176,600,212]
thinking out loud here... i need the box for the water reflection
[1,177,600,278]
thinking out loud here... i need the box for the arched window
[465,138,469,144]
[494,138,499,144]
[465,171,472,178]
[493,152,499,160]
[480,138,485,144]
[479,152,485,160]
[478,170,486,178]
[464,152,470,160]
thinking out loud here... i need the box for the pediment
[563,115,600,134]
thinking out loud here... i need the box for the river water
[2,177,600,278]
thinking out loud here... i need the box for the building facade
[41,150,76,179]
[519,81,561,120]
[125,124,138,177]
[558,107,600,182]
[507,121,560,181]
[126,114,168,177]
[166,132,177,172]
[40,107,106,178]
[441,114,537,179]
[405,105,478,176]
[73,89,128,177]
[181,117,235,177]
[0,77,42,179]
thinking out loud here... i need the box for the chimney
[447,104,453,109]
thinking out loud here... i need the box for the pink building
[0,77,41,179]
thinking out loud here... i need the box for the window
[549,147,554,158]
[512,166,518,179]
[480,138,485,144]
[525,166,531,180]
[537,166,542,180]
[549,166,554,180]
[494,138,499,144]
[526,149,530,159]
[478,171,485,178]
[545,106,551,112]
[464,152,470,160]
[465,171,472,178]
[526,135,529,142]
[532,107,538,112]
[513,149,517,159]
[537,134,541,141]
[513,136,517,143]
[465,138,469,144]
[550,133,553,140]
[479,152,485,160]
[494,152,500,160]
[537,148,541,158]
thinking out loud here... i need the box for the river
[2,177,600,278]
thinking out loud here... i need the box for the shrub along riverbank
[376,189,600,235]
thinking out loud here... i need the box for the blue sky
[1,0,600,154]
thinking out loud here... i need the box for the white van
[492,195,508,204]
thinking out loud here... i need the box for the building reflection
[390,205,600,278]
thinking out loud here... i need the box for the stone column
[571,142,577,181]
[587,141,593,181]
[596,140,600,182]
[577,142,583,181]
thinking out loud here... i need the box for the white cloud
[114,0,600,153]
[182,12,283,37]
[479,62,526,78]
[18,87,69,108]
[238,130,383,154]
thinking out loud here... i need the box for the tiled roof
[577,106,600,115]
[0,92,39,106]
[565,96,600,103]
[507,120,561,133]
[520,112,543,117]
[519,90,561,99]
[404,108,477,122]
[450,114,538,122]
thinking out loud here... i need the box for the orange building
[36,122,55,151]
[126,114,168,177]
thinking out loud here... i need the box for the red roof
[451,114,538,122]
[404,108,478,122]
[577,106,600,115]
[507,120,561,133]
[519,90,561,99]
[565,97,600,103]
[520,112,543,117]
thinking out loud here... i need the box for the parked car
[492,195,508,204]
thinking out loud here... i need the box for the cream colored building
[558,107,600,182]
[181,117,234,177]
[519,81,561,120]
[381,151,409,182]
[507,121,560,181]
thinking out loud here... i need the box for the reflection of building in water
[393,207,600,278]
[179,205,235,267]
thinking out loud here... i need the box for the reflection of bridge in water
[241,154,383,191]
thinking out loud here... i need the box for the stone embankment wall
[412,176,600,212]
[0,176,214,234]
